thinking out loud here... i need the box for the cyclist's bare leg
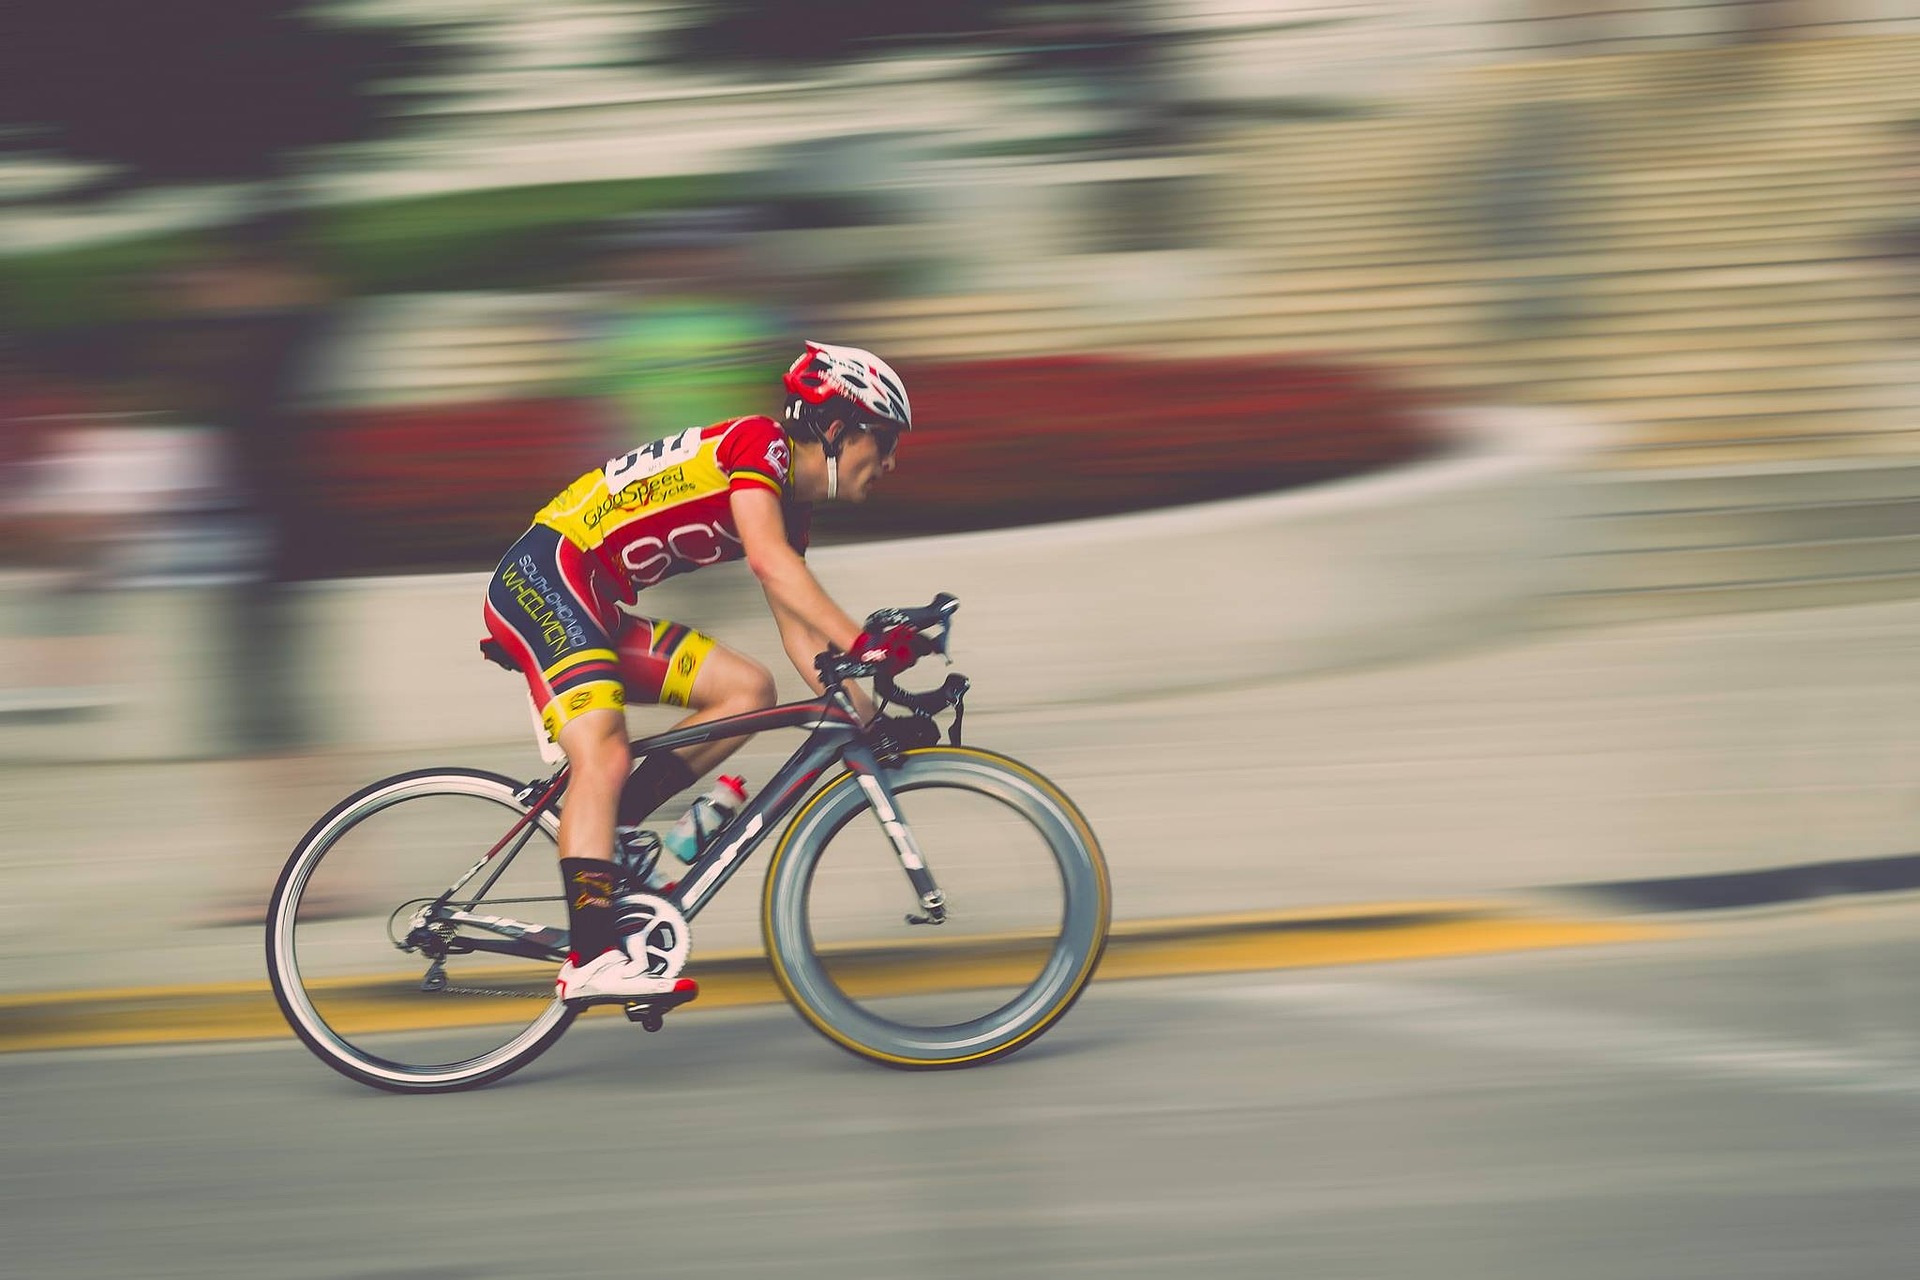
[648,643,777,778]
[556,708,630,863]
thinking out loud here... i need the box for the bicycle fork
[847,750,947,926]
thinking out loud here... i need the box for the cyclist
[481,341,923,1004]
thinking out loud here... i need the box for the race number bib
[603,427,701,493]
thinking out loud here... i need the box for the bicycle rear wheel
[762,747,1110,1068]
[266,768,577,1093]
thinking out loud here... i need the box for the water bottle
[662,775,748,865]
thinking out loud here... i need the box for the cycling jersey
[483,416,810,742]
[533,415,810,596]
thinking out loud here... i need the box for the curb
[1560,853,1920,915]
[0,901,1664,1055]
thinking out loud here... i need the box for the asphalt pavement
[6,596,1917,1277]
[9,906,1920,1279]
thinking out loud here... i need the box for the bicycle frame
[423,682,945,966]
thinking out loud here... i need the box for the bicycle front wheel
[266,768,577,1093]
[762,747,1110,1068]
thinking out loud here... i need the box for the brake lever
[928,593,959,665]
[860,595,961,671]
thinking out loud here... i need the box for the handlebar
[861,592,960,637]
[877,668,971,717]
[813,593,970,715]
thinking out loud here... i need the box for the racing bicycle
[266,594,1111,1092]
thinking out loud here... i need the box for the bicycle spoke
[269,771,577,1092]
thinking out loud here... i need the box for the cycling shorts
[482,523,717,745]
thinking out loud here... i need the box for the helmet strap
[816,418,849,501]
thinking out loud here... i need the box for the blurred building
[4,0,1920,763]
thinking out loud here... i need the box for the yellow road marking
[0,907,1671,1054]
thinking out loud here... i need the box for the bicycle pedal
[622,979,699,1030]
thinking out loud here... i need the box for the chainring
[615,893,691,979]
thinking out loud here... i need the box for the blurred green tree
[0,0,446,191]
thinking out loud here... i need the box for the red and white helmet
[782,341,912,445]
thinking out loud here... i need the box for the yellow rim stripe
[759,746,1114,1066]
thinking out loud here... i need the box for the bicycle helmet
[782,341,911,445]
[782,342,912,500]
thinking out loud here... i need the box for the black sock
[561,858,619,959]
[617,751,698,828]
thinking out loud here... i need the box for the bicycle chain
[424,984,555,1000]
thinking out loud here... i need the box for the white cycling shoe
[556,948,698,1005]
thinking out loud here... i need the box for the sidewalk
[2,598,1914,999]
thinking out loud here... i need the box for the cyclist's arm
[731,487,877,719]
[767,596,879,723]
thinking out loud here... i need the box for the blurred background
[5,0,1919,742]
[4,2,1920,1275]
[3,0,1917,750]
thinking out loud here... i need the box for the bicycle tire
[266,767,577,1093]
[761,746,1110,1069]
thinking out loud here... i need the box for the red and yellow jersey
[533,416,810,595]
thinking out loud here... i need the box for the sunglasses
[858,421,902,459]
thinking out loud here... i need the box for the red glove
[850,624,924,669]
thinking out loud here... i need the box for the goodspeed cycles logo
[582,465,698,531]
